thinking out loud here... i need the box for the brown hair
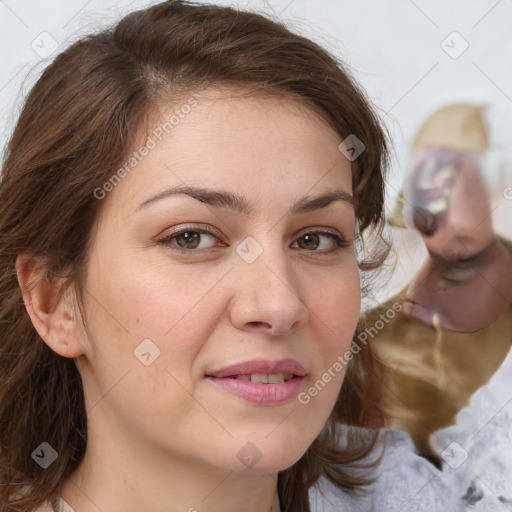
[0,2,388,511]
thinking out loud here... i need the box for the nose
[228,252,309,336]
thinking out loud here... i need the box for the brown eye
[298,233,320,250]
[157,227,220,251]
[292,231,348,252]
[176,231,201,249]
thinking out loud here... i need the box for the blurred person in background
[366,103,512,463]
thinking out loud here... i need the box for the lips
[205,359,307,405]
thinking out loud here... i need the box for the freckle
[136,317,140,323]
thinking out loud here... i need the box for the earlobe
[15,253,85,358]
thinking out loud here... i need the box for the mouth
[205,359,307,405]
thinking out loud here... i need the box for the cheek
[311,267,361,343]
[79,259,225,427]
[87,253,226,338]
[303,267,361,397]
[80,253,232,403]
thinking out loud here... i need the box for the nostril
[248,321,271,329]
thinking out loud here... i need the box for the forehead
[101,92,353,217]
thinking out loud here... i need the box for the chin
[223,430,314,475]
[234,450,309,475]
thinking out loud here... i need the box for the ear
[16,253,85,358]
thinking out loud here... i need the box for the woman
[0,1,389,511]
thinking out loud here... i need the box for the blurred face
[403,148,512,331]
[403,148,493,258]
[75,92,360,475]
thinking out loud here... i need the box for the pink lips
[205,358,307,405]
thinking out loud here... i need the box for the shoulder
[308,428,462,512]
[431,346,512,510]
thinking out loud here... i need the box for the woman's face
[75,92,360,474]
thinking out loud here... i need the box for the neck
[59,410,278,512]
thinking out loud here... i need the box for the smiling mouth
[205,359,307,405]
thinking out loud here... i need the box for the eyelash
[156,225,350,256]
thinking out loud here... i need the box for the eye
[292,230,349,252]
[156,225,222,252]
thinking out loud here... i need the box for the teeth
[230,373,294,383]
[268,373,285,384]
[251,373,268,383]
[242,373,290,383]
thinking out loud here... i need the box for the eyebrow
[136,185,358,215]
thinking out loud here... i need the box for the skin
[403,149,512,331]
[18,91,360,512]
